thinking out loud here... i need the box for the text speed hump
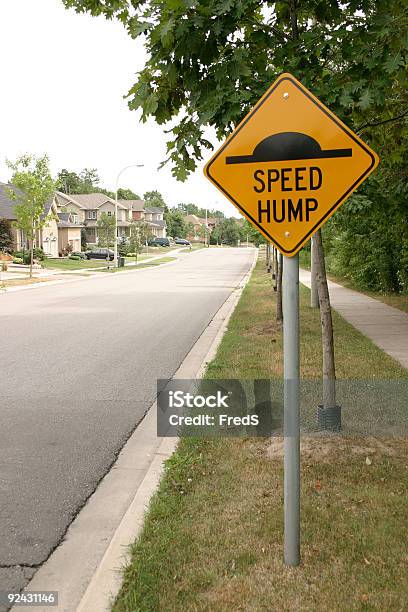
[204,73,379,256]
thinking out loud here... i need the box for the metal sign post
[283,254,300,566]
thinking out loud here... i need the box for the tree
[165,210,187,238]
[211,218,242,246]
[117,187,141,200]
[56,167,115,198]
[198,223,209,245]
[56,169,82,194]
[242,219,266,248]
[185,221,195,239]
[63,0,407,179]
[97,212,116,251]
[0,218,14,253]
[129,219,150,262]
[144,190,167,211]
[81,227,88,251]
[7,154,55,278]
[177,202,225,219]
[79,168,100,188]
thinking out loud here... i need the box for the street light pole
[114,163,144,267]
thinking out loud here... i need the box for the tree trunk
[276,253,283,322]
[272,247,278,290]
[314,229,336,407]
[29,239,34,279]
[266,243,270,270]
[310,234,319,308]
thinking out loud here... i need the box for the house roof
[0,182,54,221]
[0,183,18,220]
[118,199,145,212]
[55,191,80,209]
[184,214,206,225]
[146,206,164,214]
[56,192,127,210]
[207,217,222,225]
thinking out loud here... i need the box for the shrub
[13,257,23,264]
[69,255,81,261]
[0,218,14,253]
[15,252,31,264]
[62,243,73,256]
[33,247,45,261]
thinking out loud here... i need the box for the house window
[87,211,97,220]
[107,211,112,217]
[72,214,79,224]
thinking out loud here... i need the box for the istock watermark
[157,379,408,438]
[158,379,283,437]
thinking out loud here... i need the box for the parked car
[71,251,87,260]
[148,237,171,247]
[174,238,191,245]
[85,248,115,260]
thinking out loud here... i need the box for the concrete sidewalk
[300,269,408,369]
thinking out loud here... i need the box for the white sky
[0,0,238,216]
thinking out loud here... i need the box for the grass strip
[96,257,176,272]
[40,258,107,270]
[113,253,408,612]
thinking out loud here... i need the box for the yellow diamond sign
[204,73,379,255]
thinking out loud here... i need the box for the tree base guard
[317,405,341,431]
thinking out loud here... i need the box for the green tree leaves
[63,0,408,180]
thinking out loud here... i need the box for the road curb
[18,248,258,612]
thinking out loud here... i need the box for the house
[0,184,167,255]
[184,214,205,240]
[55,192,129,246]
[56,211,82,254]
[118,200,167,238]
[0,182,23,251]
[0,182,75,257]
[54,193,167,245]
[184,214,222,241]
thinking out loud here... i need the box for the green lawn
[97,257,176,272]
[113,253,408,612]
[142,246,180,255]
[124,254,151,264]
[41,258,107,270]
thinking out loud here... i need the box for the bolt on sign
[204,73,379,256]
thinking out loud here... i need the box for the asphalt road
[0,248,254,595]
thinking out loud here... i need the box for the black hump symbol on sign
[225,132,352,165]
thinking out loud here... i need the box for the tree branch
[356,109,408,133]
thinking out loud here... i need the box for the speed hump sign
[204,73,379,255]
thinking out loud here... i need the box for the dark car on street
[85,248,115,260]
[148,237,171,247]
[174,238,191,245]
